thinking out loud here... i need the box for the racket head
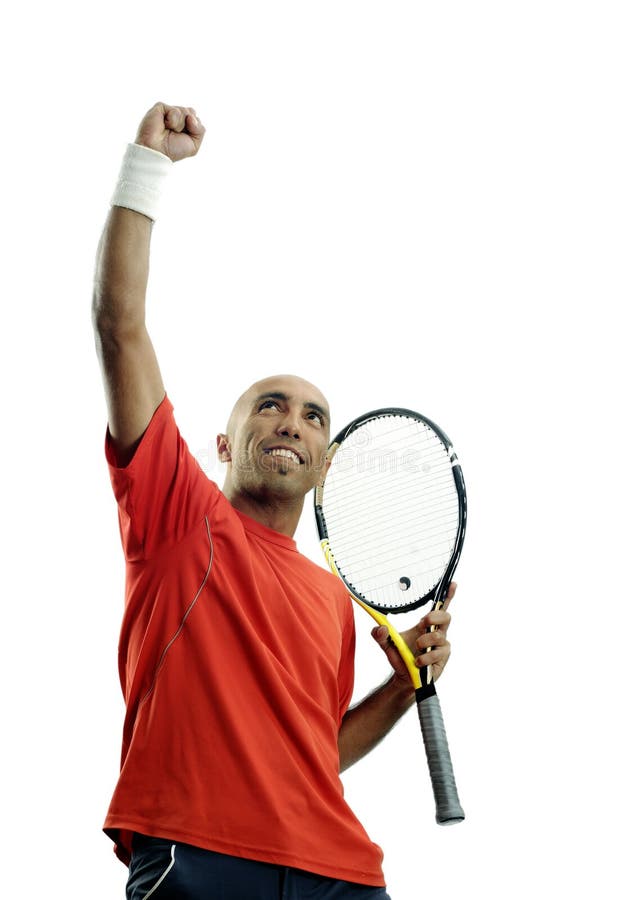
[315,408,467,614]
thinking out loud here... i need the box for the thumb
[372,625,390,647]
[371,625,415,684]
[371,625,401,664]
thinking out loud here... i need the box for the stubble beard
[233,447,316,503]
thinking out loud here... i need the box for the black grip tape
[417,692,465,825]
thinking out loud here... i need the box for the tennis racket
[314,408,466,824]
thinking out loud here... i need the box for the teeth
[268,449,300,463]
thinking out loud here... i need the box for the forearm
[92,205,152,336]
[338,675,414,772]
[91,105,203,457]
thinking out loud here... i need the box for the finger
[416,643,451,668]
[371,626,413,672]
[398,622,421,643]
[164,106,187,132]
[442,581,457,610]
[415,629,448,651]
[372,626,402,658]
[185,111,206,138]
[372,624,390,645]
[421,609,451,631]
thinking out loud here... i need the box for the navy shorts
[126,834,392,900]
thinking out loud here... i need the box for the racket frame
[315,407,467,616]
[314,407,467,823]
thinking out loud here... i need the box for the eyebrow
[254,391,330,423]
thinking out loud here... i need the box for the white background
[2,2,622,898]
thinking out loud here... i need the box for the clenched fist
[135,102,206,162]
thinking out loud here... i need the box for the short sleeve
[105,396,219,561]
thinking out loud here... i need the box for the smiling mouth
[263,447,303,465]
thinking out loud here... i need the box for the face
[218,375,331,503]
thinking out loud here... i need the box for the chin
[262,470,311,499]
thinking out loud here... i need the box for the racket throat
[415,681,437,703]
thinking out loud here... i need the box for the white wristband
[110,143,173,221]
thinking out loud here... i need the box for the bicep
[95,324,165,466]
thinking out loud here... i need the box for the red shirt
[104,397,385,886]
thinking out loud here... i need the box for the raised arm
[92,102,205,465]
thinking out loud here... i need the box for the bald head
[226,374,331,439]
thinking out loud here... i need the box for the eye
[307,411,324,426]
[258,399,280,412]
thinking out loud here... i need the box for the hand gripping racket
[314,408,466,824]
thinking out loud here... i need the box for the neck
[223,486,304,538]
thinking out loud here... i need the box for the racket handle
[417,692,465,825]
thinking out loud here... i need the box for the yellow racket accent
[321,539,423,691]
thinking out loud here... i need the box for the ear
[216,433,232,463]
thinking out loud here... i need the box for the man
[93,102,455,900]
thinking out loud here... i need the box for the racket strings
[323,437,453,523]
[333,519,459,571]
[329,418,446,462]
[342,545,457,593]
[325,438,449,494]
[361,561,455,596]
[333,525,457,594]
[330,493,458,552]
[328,430,447,471]
[322,473,457,528]
[343,416,440,447]
[324,446,457,545]
[320,415,460,610]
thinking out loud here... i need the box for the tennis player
[93,101,455,900]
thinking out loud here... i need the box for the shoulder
[296,552,353,612]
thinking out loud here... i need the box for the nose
[277,415,301,441]
[277,424,301,440]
